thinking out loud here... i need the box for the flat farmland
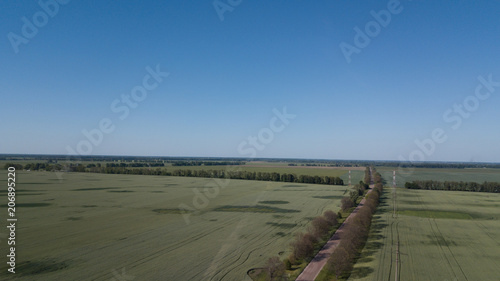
[348,187,500,281]
[0,171,347,280]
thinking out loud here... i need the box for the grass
[346,187,500,281]
[0,171,346,280]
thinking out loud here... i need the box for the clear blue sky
[1,0,499,162]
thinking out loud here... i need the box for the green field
[348,187,500,281]
[0,171,347,280]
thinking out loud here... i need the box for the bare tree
[291,232,314,262]
[341,197,355,211]
[327,245,350,279]
[265,256,287,281]
[323,210,338,227]
[311,216,330,239]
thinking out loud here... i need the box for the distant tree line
[3,162,166,171]
[105,162,165,168]
[6,162,344,186]
[171,161,245,166]
[405,180,500,193]
[3,163,24,170]
[3,154,500,169]
[94,167,344,186]
[4,163,64,171]
[165,169,344,185]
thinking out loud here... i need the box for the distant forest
[405,180,500,193]
[1,154,500,169]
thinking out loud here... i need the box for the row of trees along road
[261,167,383,281]
[325,167,384,280]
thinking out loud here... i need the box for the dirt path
[295,170,374,281]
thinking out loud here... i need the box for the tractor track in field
[381,220,395,281]
[414,192,466,281]
[432,220,469,281]
[474,221,497,243]
[381,187,399,281]
[393,187,401,281]
[100,216,241,280]
[211,216,280,281]
[415,192,457,280]
[395,220,401,281]
[432,193,469,280]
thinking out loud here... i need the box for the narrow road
[296,170,374,281]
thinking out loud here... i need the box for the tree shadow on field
[367,234,385,241]
[371,223,388,232]
[377,201,390,208]
[365,241,384,250]
[350,266,375,278]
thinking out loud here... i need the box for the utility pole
[394,170,399,281]
[393,170,396,217]
[348,170,351,187]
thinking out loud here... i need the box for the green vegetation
[2,157,499,280]
[0,171,346,280]
[405,180,500,193]
[347,187,500,281]
[317,168,384,280]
